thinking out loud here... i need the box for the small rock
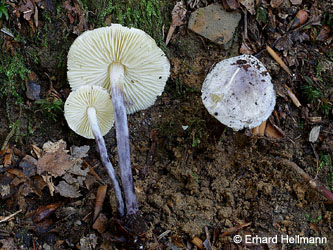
[25,81,41,100]
[188,3,241,46]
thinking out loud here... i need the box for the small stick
[280,159,333,203]
[266,45,291,76]
[285,84,302,107]
[0,210,22,223]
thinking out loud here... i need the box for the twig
[0,210,22,223]
[266,45,291,76]
[280,159,333,203]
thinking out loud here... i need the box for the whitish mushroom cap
[64,85,114,139]
[67,24,170,114]
[201,55,276,130]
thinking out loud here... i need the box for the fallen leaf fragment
[221,0,240,10]
[94,185,107,221]
[270,0,284,8]
[42,174,55,196]
[285,84,301,107]
[192,236,204,249]
[19,155,37,177]
[309,126,321,143]
[37,140,73,177]
[239,0,255,15]
[92,213,108,233]
[316,26,331,42]
[31,144,42,159]
[290,10,308,30]
[56,180,81,198]
[266,45,291,75]
[33,202,61,223]
[265,122,285,139]
[166,1,187,45]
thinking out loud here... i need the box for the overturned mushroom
[67,24,170,227]
[64,85,125,216]
[201,55,276,130]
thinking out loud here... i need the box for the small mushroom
[201,55,276,130]
[67,24,170,223]
[64,85,125,216]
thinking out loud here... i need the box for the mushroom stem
[109,63,139,216]
[87,107,125,217]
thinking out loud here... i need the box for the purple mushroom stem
[110,63,139,216]
[87,107,125,217]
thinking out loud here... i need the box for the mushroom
[67,24,170,221]
[201,55,276,130]
[64,85,125,217]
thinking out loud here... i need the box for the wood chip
[266,45,291,76]
[265,122,285,139]
[285,84,301,107]
[191,237,204,249]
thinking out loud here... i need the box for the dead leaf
[316,26,331,41]
[166,1,187,45]
[92,213,108,233]
[309,126,321,143]
[37,140,73,177]
[33,202,61,223]
[221,0,240,10]
[265,122,285,139]
[0,238,17,250]
[239,0,255,15]
[94,185,107,221]
[19,0,34,21]
[19,155,37,177]
[42,174,55,196]
[270,0,284,8]
[56,181,81,198]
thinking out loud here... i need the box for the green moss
[0,52,30,104]
[95,0,171,45]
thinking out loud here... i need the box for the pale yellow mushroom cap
[67,24,170,114]
[64,85,114,139]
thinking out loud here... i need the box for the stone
[188,3,241,46]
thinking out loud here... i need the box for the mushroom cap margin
[64,85,114,139]
[67,24,170,114]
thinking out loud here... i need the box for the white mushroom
[64,85,125,216]
[201,55,276,130]
[67,24,170,218]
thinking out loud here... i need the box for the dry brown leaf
[92,213,108,234]
[94,185,107,221]
[265,122,285,139]
[3,150,12,167]
[33,202,61,223]
[221,0,240,10]
[166,1,187,45]
[19,0,34,21]
[42,174,55,196]
[239,0,255,15]
[37,140,73,177]
[56,181,81,198]
[316,26,331,42]
[270,0,284,8]
[31,144,42,159]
